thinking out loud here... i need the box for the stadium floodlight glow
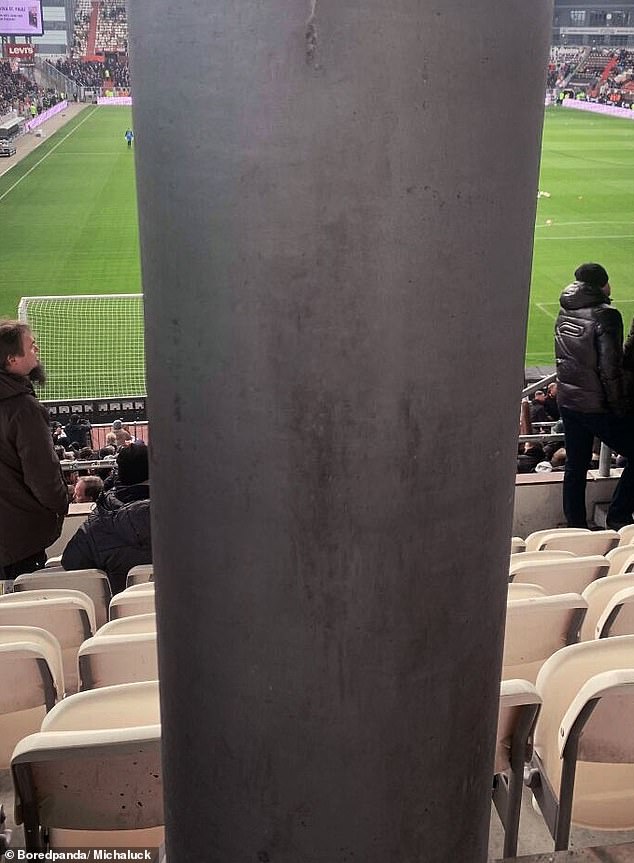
[0,0,44,36]
[18,294,146,401]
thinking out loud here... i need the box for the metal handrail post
[598,442,612,477]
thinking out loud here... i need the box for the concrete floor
[488,785,634,861]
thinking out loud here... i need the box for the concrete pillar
[129,2,552,861]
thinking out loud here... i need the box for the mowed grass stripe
[0,107,140,321]
[528,107,634,363]
[0,107,98,204]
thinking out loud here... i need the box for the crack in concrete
[305,0,319,66]
[306,0,317,26]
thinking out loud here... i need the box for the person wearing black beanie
[555,263,634,529]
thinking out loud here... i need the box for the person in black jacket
[555,262,634,529]
[61,443,151,594]
[0,321,69,578]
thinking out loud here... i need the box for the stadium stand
[95,1,128,55]
[0,62,48,118]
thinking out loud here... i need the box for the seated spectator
[111,419,132,447]
[98,445,116,459]
[105,431,117,448]
[78,446,97,461]
[61,443,150,593]
[51,421,69,447]
[530,391,550,425]
[73,475,103,503]
[517,442,545,474]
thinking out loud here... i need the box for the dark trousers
[560,406,634,528]
[0,549,46,581]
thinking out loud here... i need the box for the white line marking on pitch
[535,220,634,228]
[537,303,558,321]
[0,107,99,205]
[535,234,634,241]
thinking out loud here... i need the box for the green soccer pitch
[0,104,633,396]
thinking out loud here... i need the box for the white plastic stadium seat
[11,725,164,850]
[0,626,64,768]
[594,586,634,639]
[492,679,541,858]
[525,529,619,556]
[507,583,547,600]
[95,613,157,638]
[124,582,155,594]
[78,632,158,690]
[126,564,154,587]
[580,573,634,641]
[508,550,575,565]
[502,594,587,683]
[109,587,155,620]
[510,537,526,555]
[41,681,160,732]
[509,555,609,596]
[0,588,96,632]
[605,545,634,576]
[618,524,634,546]
[13,569,111,629]
[0,590,94,693]
[524,528,589,552]
[529,635,634,849]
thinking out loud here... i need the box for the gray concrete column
[129,3,552,861]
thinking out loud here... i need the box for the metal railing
[521,371,613,478]
[35,57,80,99]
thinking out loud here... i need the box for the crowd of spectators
[597,48,634,104]
[45,415,152,592]
[547,46,585,87]
[72,1,91,58]
[96,1,128,54]
[0,62,62,120]
[51,416,138,505]
[56,58,130,89]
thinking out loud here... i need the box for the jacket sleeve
[623,318,634,373]
[16,398,70,515]
[61,521,97,571]
[595,307,626,414]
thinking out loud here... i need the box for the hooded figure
[555,263,634,530]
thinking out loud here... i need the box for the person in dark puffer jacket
[62,443,151,594]
[555,262,634,529]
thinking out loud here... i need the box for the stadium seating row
[494,635,634,854]
[2,541,634,855]
[0,570,160,850]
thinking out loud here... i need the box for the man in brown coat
[0,320,69,579]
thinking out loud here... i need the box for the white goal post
[18,294,146,402]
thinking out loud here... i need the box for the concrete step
[496,840,634,861]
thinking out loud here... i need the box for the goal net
[18,294,146,401]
